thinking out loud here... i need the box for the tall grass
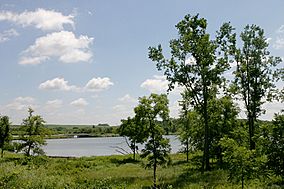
[0,152,280,188]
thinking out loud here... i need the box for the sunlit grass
[0,152,280,188]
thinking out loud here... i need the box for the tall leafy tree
[232,25,282,150]
[179,92,201,162]
[118,116,147,160]
[260,113,284,177]
[0,115,11,157]
[220,137,267,189]
[208,96,239,166]
[179,93,238,165]
[179,110,201,162]
[148,14,236,171]
[134,94,171,189]
[20,108,46,156]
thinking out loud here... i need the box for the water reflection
[43,135,181,157]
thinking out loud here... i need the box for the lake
[43,135,182,157]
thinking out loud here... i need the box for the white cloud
[0,28,19,43]
[113,94,137,119]
[276,25,284,33]
[141,75,184,95]
[6,96,37,111]
[70,98,88,107]
[266,37,272,44]
[273,25,284,49]
[85,77,114,92]
[40,99,64,117]
[112,104,128,112]
[45,99,63,109]
[91,94,99,99]
[118,94,136,103]
[19,56,48,65]
[273,37,284,49]
[141,75,169,93]
[19,31,93,65]
[169,100,181,118]
[114,94,137,111]
[261,102,284,120]
[39,77,114,92]
[39,77,79,91]
[185,56,196,65]
[0,8,74,31]
[223,60,237,81]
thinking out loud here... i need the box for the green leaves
[234,24,282,107]
[220,137,267,186]
[134,94,171,162]
[118,117,148,159]
[0,115,11,157]
[135,93,169,122]
[232,24,283,150]
[20,108,47,156]
[131,93,171,187]
[149,13,238,171]
[260,113,284,176]
[141,136,171,169]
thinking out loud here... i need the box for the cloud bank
[70,98,88,107]
[0,28,19,43]
[39,77,78,91]
[19,31,93,65]
[0,8,74,31]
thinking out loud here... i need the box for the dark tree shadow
[110,157,140,165]
[0,156,21,164]
[168,167,226,189]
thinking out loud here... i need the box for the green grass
[0,152,281,189]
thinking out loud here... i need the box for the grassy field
[0,152,280,189]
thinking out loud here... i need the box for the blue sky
[0,0,283,125]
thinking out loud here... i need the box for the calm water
[43,135,182,157]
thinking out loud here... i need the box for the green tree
[208,96,239,166]
[231,25,282,150]
[260,113,284,177]
[134,94,171,189]
[148,14,236,171]
[179,93,201,162]
[168,118,179,134]
[179,110,201,163]
[118,117,147,160]
[220,137,267,189]
[20,108,47,156]
[179,93,238,165]
[0,115,11,157]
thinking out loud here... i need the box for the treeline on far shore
[10,123,120,139]
[8,118,274,140]
[9,118,185,139]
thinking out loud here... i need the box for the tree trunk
[248,115,255,150]
[133,141,136,160]
[246,56,255,151]
[185,108,189,163]
[1,148,3,158]
[202,115,210,172]
[27,143,32,156]
[153,158,157,189]
[186,139,189,162]
[241,167,244,189]
[217,146,223,167]
[151,127,157,189]
[203,93,210,172]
